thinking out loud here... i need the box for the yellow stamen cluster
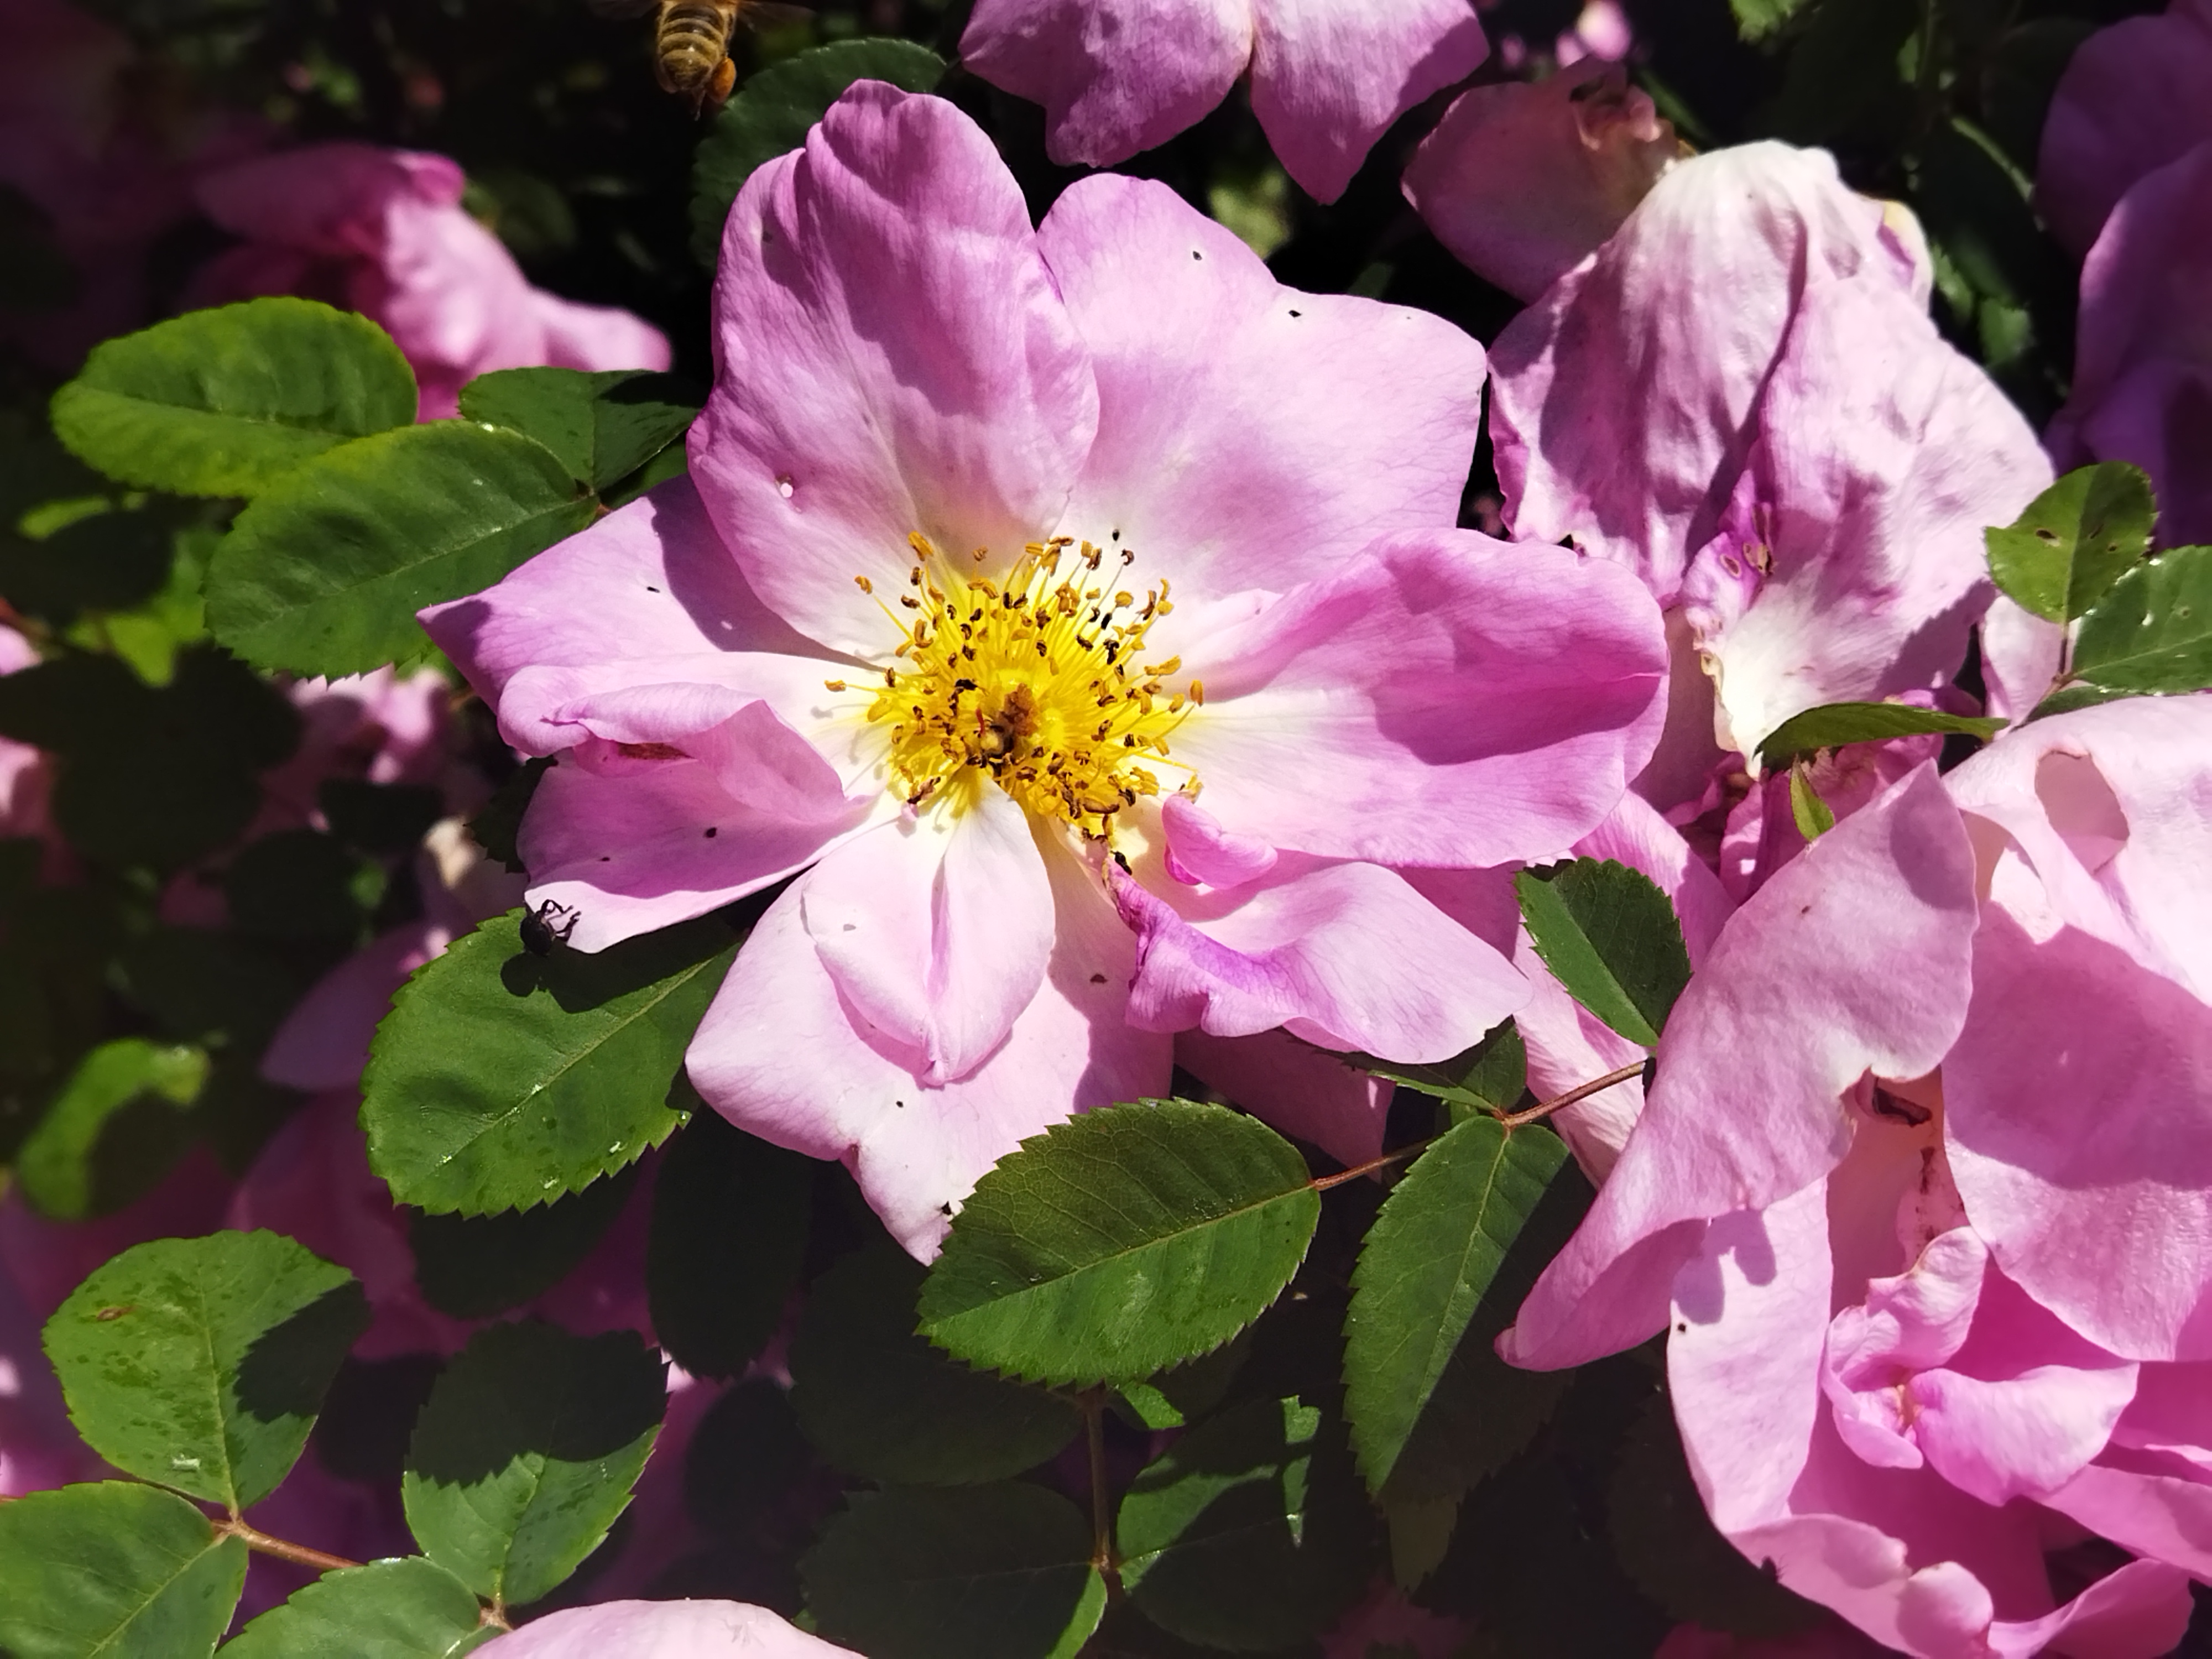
[847,534,1199,839]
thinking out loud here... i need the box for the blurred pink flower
[1488,142,2049,772]
[425,83,1668,1254]
[959,0,1488,202]
[0,1257,103,1496]
[189,143,670,419]
[0,0,263,366]
[0,626,58,859]
[1556,0,1634,66]
[1403,60,1681,304]
[1499,698,2212,1656]
[1656,1622,1891,1658]
[478,1599,853,1657]
[2035,0,2212,259]
[2044,142,2212,549]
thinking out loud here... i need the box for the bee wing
[739,1,815,22]
[585,0,660,17]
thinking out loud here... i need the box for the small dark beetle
[520,898,580,955]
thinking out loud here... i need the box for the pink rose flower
[958,0,1489,202]
[477,1600,853,1657]
[1402,61,1682,305]
[2044,142,2212,549]
[2035,0,2212,259]
[189,144,671,420]
[1498,698,2212,1655]
[1488,142,2050,774]
[424,82,1670,1255]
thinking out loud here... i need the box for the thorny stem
[1311,1058,1655,1192]
[1079,1390,1118,1587]
[217,1519,360,1575]
[1498,1061,1650,1129]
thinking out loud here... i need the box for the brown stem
[1310,1142,1429,1192]
[1499,1061,1649,1129]
[218,1519,361,1575]
[1079,1390,1118,1584]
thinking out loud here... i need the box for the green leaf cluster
[1980,464,2212,712]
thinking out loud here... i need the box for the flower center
[847,534,1199,839]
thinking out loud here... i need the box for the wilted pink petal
[476,1599,855,1656]
[2035,0,2212,257]
[1503,767,1979,1370]
[959,0,1486,202]
[2045,142,2212,547]
[1404,62,1679,303]
[1490,142,2047,758]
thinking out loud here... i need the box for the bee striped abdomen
[654,0,737,104]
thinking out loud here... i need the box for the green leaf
[362,909,739,1214]
[458,368,700,492]
[802,1484,1107,1659]
[917,1099,1321,1387]
[791,1243,1080,1485]
[1353,1019,1527,1124]
[410,1162,641,1321]
[1983,462,2156,622]
[681,1377,811,1543]
[44,1230,369,1510]
[403,1321,666,1608]
[220,1557,500,1658]
[690,39,947,264]
[648,1109,813,1380]
[0,1483,247,1659]
[467,757,551,872]
[1788,765,1835,841]
[1755,701,2007,768]
[2069,544,2212,694]
[116,926,299,1052]
[1117,1396,1374,1652]
[204,421,595,678]
[1609,1392,1823,1639]
[50,299,417,498]
[14,1037,208,1219]
[1761,0,1917,143]
[1730,0,1810,40]
[1344,1118,1578,1504]
[0,505,175,624]
[2029,681,2135,721]
[1513,860,1692,1048]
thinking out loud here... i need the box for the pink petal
[801,790,1056,1084]
[1946,696,2212,1005]
[1161,793,1277,889]
[959,0,1252,171]
[1174,1027,1390,1170]
[1036,174,1484,601]
[1979,1561,2194,1659]
[1402,62,1679,302]
[1246,0,1489,204]
[2047,1453,2212,1581]
[1114,856,1528,1063]
[1978,597,2065,724]
[195,143,465,248]
[1166,532,1667,868]
[1943,904,2212,1363]
[687,852,1167,1258]
[1680,262,2046,756]
[2035,0,2212,257]
[530,290,672,374]
[2049,141,2212,547]
[474,1599,855,1657]
[517,752,875,953]
[690,82,1099,659]
[261,919,452,1091]
[1489,143,1901,600]
[1,1256,102,1495]
[1502,767,1978,1370]
[420,478,832,744]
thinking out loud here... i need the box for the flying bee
[589,0,795,114]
